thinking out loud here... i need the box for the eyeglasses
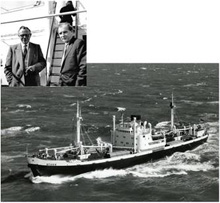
[19,34,30,38]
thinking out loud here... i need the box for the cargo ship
[27,95,209,177]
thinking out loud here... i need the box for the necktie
[61,44,68,65]
[18,45,27,86]
[23,45,27,58]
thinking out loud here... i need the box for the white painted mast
[76,101,81,144]
[133,117,137,153]
[170,93,174,130]
[112,115,116,144]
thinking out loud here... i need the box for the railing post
[75,1,79,38]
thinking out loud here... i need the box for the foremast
[76,101,82,145]
[170,93,175,130]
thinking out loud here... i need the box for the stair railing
[45,1,57,85]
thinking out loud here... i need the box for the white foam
[25,127,40,134]
[129,170,187,178]
[128,150,216,178]
[1,126,23,136]
[79,168,128,179]
[30,168,128,184]
[16,104,32,108]
[184,82,207,87]
[31,175,77,184]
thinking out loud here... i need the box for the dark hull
[28,136,208,177]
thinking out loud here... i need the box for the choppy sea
[1,63,219,201]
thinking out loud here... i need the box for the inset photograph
[1,1,87,86]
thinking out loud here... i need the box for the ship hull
[27,135,208,177]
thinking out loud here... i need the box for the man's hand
[25,66,34,75]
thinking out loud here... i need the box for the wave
[69,89,123,107]
[2,171,31,184]
[31,174,78,184]
[180,100,205,106]
[129,151,216,178]
[184,82,207,87]
[63,95,76,98]
[186,70,199,74]
[1,126,23,136]
[9,109,25,113]
[16,104,32,108]
[1,126,40,137]
[30,168,128,184]
[129,170,187,178]
[77,168,128,179]
[100,89,123,97]
[207,101,219,105]
[1,154,25,163]
[25,127,40,134]
[207,121,219,128]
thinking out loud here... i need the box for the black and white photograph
[1,0,219,202]
[1,0,86,86]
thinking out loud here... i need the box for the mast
[76,101,81,144]
[112,115,116,144]
[133,117,137,153]
[170,93,174,130]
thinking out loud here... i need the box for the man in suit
[59,1,76,26]
[4,26,46,87]
[58,22,86,86]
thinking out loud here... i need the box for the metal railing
[1,10,87,24]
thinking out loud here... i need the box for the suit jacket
[4,42,46,87]
[60,37,86,86]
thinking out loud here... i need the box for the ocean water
[1,63,219,201]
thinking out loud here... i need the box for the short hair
[18,26,31,34]
[58,22,75,32]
